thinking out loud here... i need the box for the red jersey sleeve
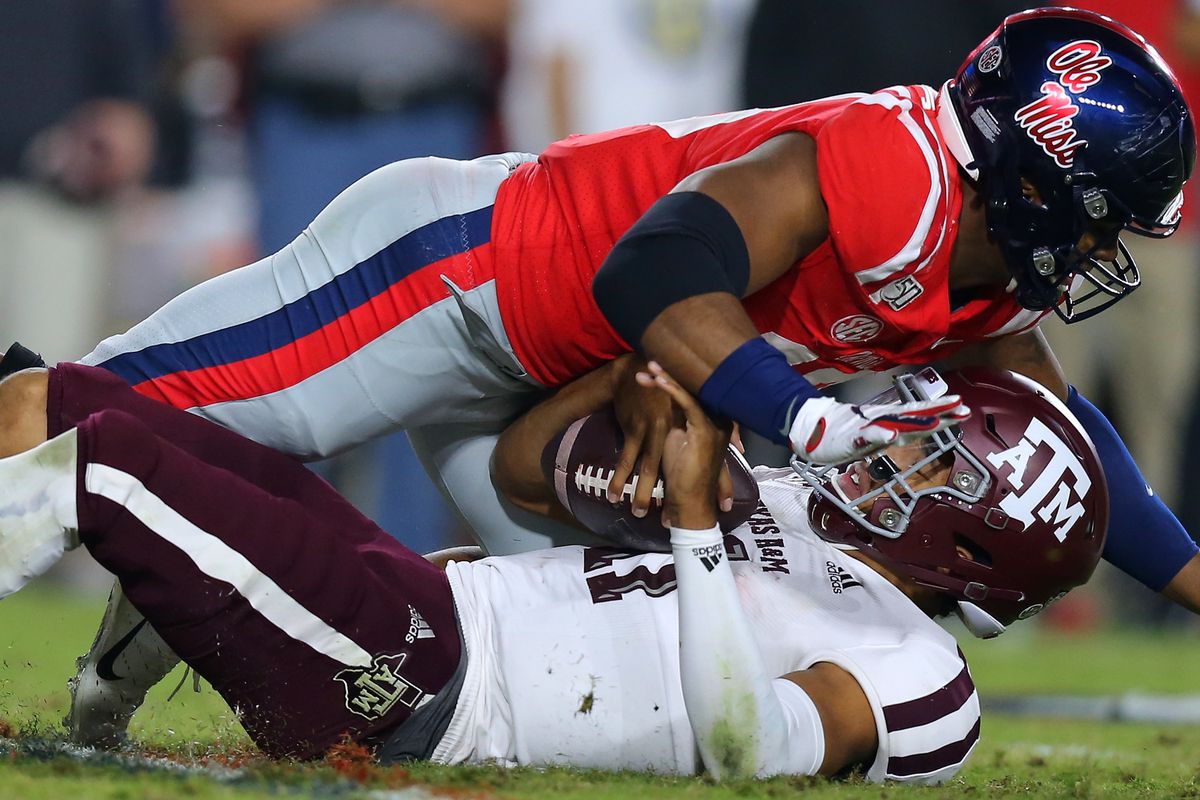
[815,87,956,295]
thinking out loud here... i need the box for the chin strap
[955,601,1006,639]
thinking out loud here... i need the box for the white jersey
[436,468,980,783]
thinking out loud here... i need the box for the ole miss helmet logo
[1015,83,1086,169]
[1014,39,1112,169]
[1046,40,1112,93]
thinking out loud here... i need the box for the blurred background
[3,0,1199,640]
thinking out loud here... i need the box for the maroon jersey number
[581,536,750,604]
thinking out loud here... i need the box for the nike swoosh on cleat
[95,619,150,682]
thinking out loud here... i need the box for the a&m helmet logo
[830,315,883,343]
[1014,39,1113,169]
[984,417,1092,542]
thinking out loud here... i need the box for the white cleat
[67,581,180,749]
[0,428,80,599]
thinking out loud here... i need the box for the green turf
[3,585,1200,799]
[958,623,1200,696]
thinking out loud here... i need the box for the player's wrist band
[1067,385,1199,590]
[698,337,823,447]
[592,191,751,347]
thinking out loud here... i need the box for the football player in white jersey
[0,357,1105,782]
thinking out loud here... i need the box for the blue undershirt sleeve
[1067,386,1199,591]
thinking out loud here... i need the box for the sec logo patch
[978,45,1003,73]
[830,315,883,343]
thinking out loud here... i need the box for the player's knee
[0,368,49,457]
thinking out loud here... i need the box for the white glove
[788,394,970,465]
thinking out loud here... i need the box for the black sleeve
[591,192,750,349]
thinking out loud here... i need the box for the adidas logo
[692,544,724,573]
[406,605,436,643]
[826,561,863,594]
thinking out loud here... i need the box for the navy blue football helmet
[939,7,1196,321]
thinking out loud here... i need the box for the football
[541,407,760,552]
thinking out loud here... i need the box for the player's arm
[593,134,966,465]
[1164,555,1200,614]
[645,362,876,779]
[948,329,1200,611]
[592,134,818,511]
[423,546,485,569]
[492,357,628,524]
[940,328,1068,399]
[594,133,819,410]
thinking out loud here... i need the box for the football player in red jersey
[43,8,1200,744]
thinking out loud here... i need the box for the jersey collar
[935,81,980,182]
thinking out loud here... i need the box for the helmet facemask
[792,371,988,541]
[982,161,1144,322]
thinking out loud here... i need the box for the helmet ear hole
[1019,177,1045,207]
[954,533,993,568]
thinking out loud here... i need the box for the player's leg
[51,362,370,507]
[65,275,544,737]
[18,407,464,759]
[70,152,543,738]
[0,360,172,746]
[409,423,606,555]
[81,152,537,460]
[42,361,450,746]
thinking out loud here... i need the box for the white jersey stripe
[84,463,374,668]
[866,101,954,303]
[761,331,821,366]
[987,307,1049,337]
[903,91,953,279]
[886,717,980,781]
[653,95,870,139]
[853,90,946,285]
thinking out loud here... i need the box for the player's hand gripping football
[789,394,970,465]
[635,361,730,530]
[609,354,736,518]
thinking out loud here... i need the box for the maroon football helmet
[797,367,1108,638]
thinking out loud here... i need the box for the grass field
[3,585,1199,799]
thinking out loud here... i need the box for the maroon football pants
[50,363,462,759]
